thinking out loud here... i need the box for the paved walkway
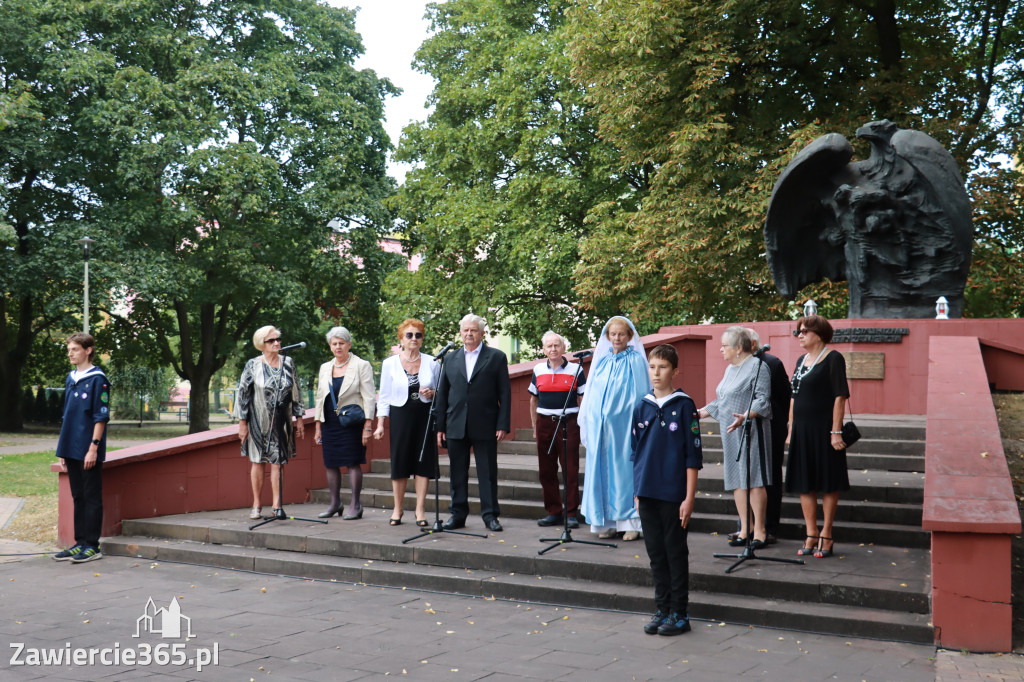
[0,542,1019,681]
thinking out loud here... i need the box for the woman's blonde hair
[253,325,278,351]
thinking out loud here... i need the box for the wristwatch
[91,438,101,445]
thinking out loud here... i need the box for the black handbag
[336,404,365,428]
[841,397,860,449]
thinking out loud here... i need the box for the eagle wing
[764,133,855,298]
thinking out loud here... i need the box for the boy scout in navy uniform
[631,344,702,636]
[53,333,110,564]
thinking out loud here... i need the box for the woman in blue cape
[579,316,652,540]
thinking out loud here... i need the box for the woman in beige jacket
[313,327,376,519]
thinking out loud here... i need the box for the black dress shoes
[442,516,466,530]
[537,514,563,527]
[566,516,580,529]
[486,518,503,532]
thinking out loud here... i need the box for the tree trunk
[188,367,212,434]
[0,360,26,432]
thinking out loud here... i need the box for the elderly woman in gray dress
[237,325,306,520]
[697,326,773,548]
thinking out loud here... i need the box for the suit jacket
[314,354,377,422]
[762,352,791,430]
[435,344,511,439]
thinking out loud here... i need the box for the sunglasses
[264,337,281,344]
[404,332,423,340]
[792,328,810,337]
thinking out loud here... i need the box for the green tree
[391,0,634,350]
[0,0,118,431]
[568,0,1024,322]
[2,0,397,432]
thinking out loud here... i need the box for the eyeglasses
[264,337,281,344]
[792,328,809,337]
[404,332,423,340]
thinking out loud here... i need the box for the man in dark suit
[749,329,791,544]
[435,314,512,532]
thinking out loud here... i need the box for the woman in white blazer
[313,326,376,519]
[373,319,441,526]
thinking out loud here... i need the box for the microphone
[572,350,593,360]
[434,341,456,359]
[280,341,307,352]
[753,344,770,358]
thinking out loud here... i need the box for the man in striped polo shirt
[528,331,587,528]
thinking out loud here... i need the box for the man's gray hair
[460,314,487,332]
[746,328,761,346]
[541,330,567,349]
[325,326,352,344]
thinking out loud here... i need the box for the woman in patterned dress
[698,326,773,548]
[236,325,306,520]
[373,319,441,527]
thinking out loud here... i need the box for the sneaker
[70,547,103,564]
[657,612,691,636]
[53,545,83,562]
[644,610,669,635]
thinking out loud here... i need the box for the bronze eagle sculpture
[764,120,973,318]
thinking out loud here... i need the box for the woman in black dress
[313,327,376,519]
[785,315,850,558]
[373,319,440,526]
[236,325,306,520]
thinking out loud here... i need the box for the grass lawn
[0,451,60,547]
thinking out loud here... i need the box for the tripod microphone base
[404,524,487,544]
[538,529,617,555]
[713,547,804,574]
[249,509,329,531]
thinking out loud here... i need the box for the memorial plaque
[832,327,909,344]
[841,352,885,380]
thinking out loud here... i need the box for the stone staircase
[104,416,932,643]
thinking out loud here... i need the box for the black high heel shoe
[317,507,343,519]
[342,508,363,520]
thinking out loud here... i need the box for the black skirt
[389,397,438,479]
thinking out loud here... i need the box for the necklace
[262,354,281,368]
[792,346,827,395]
[332,356,350,369]
[401,351,421,365]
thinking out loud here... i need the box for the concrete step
[106,506,932,643]
[312,486,928,549]
[346,470,922,527]
[517,417,927,443]
[371,454,926,497]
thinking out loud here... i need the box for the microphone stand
[250,350,325,531]
[405,345,486,543]
[713,353,802,572]
[539,355,616,554]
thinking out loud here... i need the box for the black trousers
[638,496,689,614]
[447,437,500,521]
[765,419,788,535]
[65,459,104,548]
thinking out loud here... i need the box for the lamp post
[77,236,96,333]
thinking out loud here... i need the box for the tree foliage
[391,0,635,350]
[567,0,1024,322]
[2,0,397,432]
